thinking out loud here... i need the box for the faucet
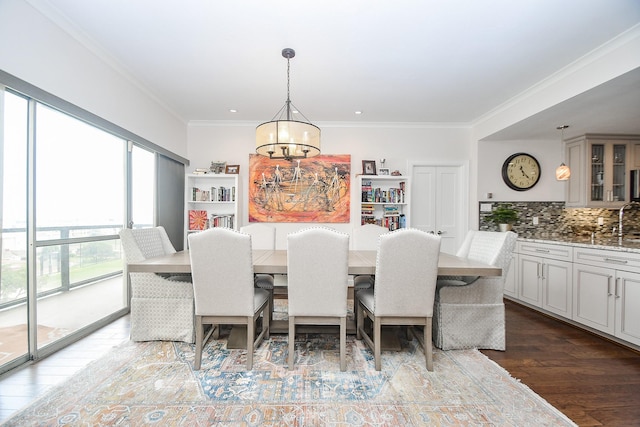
[618,201,640,244]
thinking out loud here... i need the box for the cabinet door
[615,270,640,346]
[518,254,541,307]
[542,259,572,318]
[503,253,517,298]
[588,141,628,206]
[573,263,615,334]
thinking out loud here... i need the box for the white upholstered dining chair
[188,227,270,370]
[433,230,517,351]
[351,224,389,290]
[119,226,195,343]
[287,227,350,371]
[356,228,441,371]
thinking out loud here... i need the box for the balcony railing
[0,224,145,310]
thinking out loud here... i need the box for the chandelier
[256,48,320,161]
[555,125,571,181]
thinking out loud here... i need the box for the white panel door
[411,165,463,254]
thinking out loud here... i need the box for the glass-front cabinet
[566,134,640,208]
[589,142,626,204]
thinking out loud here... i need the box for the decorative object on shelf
[193,168,208,175]
[188,210,209,230]
[555,125,571,181]
[501,152,541,191]
[248,154,351,223]
[255,48,320,161]
[210,161,226,174]
[225,164,239,174]
[362,160,376,175]
[486,203,519,231]
[391,170,402,176]
[378,168,390,176]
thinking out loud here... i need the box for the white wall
[478,139,565,202]
[188,122,472,247]
[0,0,187,156]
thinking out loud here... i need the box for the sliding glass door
[0,91,29,369]
[0,89,155,373]
[0,64,190,372]
[32,103,127,355]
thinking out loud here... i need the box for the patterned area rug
[3,323,576,426]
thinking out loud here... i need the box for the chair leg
[195,316,203,370]
[425,317,433,371]
[264,300,270,340]
[268,288,274,324]
[340,316,346,372]
[288,316,295,370]
[212,323,219,340]
[247,316,254,370]
[374,317,381,371]
[356,299,363,340]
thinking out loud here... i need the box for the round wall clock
[501,152,541,191]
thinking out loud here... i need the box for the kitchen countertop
[519,235,640,254]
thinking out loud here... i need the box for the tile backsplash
[479,201,640,239]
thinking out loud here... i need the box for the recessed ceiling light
[355,111,362,115]
[229,109,237,113]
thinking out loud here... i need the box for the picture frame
[378,168,390,176]
[362,160,376,175]
[210,161,226,174]
[225,164,240,174]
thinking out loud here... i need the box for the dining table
[126,249,501,347]
[126,249,502,277]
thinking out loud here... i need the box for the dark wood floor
[482,300,640,427]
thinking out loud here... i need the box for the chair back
[374,229,441,317]
[240,223,276,250]
[287,227,349,317]
[119,226,176,262]
[188,228,256,316]
[352,224,388,250]
[458,231,517,279]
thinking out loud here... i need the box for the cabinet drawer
[517,241,573,262]
[574,247,640,273]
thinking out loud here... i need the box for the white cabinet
[516,241,573,318]
[573,247,640,346]
[565,134,640,208]
[358,175,410,231]
[185,174,239,246]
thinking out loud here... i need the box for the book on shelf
[209,214,234,229]
[383,204,400,216]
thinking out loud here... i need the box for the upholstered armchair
[356,229,441,371]
[433,230,517,351]
[119,226,195,343]
[287,227,350,371]
[188,227,270,370]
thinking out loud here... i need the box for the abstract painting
[248,154,351,223]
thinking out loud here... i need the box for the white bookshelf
[185,173,239,246]
[358,175,410,230]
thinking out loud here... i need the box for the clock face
[502,153,541,191]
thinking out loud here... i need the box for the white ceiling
[30,0,640,140]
